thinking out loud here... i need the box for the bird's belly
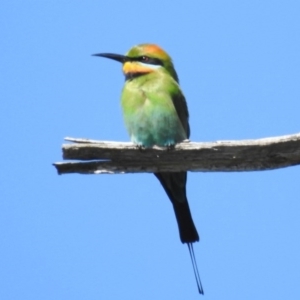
[123,102,186,147]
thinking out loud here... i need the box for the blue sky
[1,1,300,299]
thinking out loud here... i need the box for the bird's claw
[136,144,145,151]
[166,143,175,151]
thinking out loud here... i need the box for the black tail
[154,172,204,294]
[188,243,204,294]
[154,172,199,243]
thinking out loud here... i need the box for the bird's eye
[142,56,149,61]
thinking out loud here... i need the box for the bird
[93,44,204,294]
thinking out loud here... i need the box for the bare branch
[53,132,300,175]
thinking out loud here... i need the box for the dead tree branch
[53,132,300,175]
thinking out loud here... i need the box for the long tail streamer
[187,243,204,295]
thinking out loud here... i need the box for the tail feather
[154,172,199,243]
[188,243,204,295]
[172,197,199,243]
[154,172,204,294]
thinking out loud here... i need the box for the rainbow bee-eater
[94,44,204,294]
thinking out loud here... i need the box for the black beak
[92,53,127,63]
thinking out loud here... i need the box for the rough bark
[53,133,300,175]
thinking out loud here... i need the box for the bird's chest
[121,83,184,147]
[122,88,162,130]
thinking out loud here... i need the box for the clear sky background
[1,1,300,299]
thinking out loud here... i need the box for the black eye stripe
[128,56,163,66]
[141,56,163,65]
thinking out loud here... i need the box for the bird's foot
[166,143,175,151]
[135,144,146,152]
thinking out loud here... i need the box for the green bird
[94,44,203,294]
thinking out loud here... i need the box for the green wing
[171,89,190,139]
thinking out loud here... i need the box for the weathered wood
[53,133,300,175]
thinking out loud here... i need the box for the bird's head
[93,44,179,82]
